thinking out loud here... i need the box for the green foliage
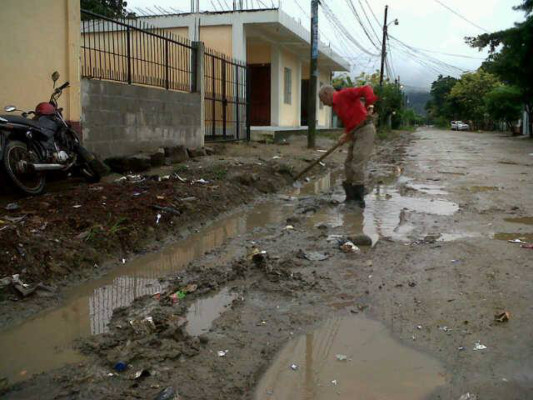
[485,85,523,127]
[425,75,458,122]
[81,0,135,19]
[331,74,354,90]
[466,0,532,135]
[447,70,500,128]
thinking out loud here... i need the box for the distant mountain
[405,90,431,116]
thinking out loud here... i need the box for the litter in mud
[494,311,510,323]
[336,354,348,361]
[473,342,487,351]
[114,361,127,372]
[155,386,180,400]
[508,238,526,244]
[284,225,295,230]
[331,379,338,385]
[170,290,187,303]
[290,364,299,371]
[521,243,533,249]
[193,178,209,185]
[133,369,151,380]
[340,241,360,253]
[217,350,228,357]
[156,213,162,224]
[298,250,330,261]
[458,393,477,400]
[5,203,19,211]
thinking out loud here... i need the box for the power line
[433,0,489,33]
[357,0,382,43]
[345,0,381,50]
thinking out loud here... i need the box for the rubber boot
[353,184,366,208]
[342,181,356,203]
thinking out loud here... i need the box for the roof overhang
[136,9,350,72]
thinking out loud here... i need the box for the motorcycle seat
[0,115,43,130]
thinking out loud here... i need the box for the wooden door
[249,64,271,126]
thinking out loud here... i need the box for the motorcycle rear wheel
[3,140,46,195]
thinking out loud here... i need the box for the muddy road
[2,128,533,399]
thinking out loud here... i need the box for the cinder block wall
[81,79,203,158]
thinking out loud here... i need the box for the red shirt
[332,86,378,133]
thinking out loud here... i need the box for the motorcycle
[0,71,103,195]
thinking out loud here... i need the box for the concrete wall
[200,26,233,57]
[247,43,271,64]
[0,0,81,123]
[81,79,203,158]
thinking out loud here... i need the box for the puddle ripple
[255,316,445,400]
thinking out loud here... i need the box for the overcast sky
[125,0,525,91]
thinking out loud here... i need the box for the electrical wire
[433,0,489,33]
[344,0,381,50]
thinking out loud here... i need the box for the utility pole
[379,5,388,87]
[308,0,319,149]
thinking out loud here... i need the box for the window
[284,67,292,105]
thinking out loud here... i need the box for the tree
[81,0,135,19]
[467,0,533,136]
[485,85,523,130]
[447,70,500,129]
[426,75,457,123]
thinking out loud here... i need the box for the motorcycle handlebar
[56,82,70,92]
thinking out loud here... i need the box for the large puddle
[254,316,445,400]
[0,171,459,384]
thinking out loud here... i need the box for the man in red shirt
[319,84,378,207]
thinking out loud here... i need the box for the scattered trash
[183,283,198,293]
[278,194,297,201]
[331,379,337,385]
[5,202,19,211]
[316,149,327,153]
[326,234,344,242]
[156,213,162,224]
[156,195,165,200]
[129,316,156,334]
[521,243,533,249]
[122,258,126,264]
[284,225,295,230]
[335,354,348,361]
[153,205,181,216]
[249,247,268,263]
[272,155,281,159]
[494,311,510,323]
[173,174,187,183]
[170,290,187,304]
[290,364,299,371]
[416,325,423,330]
[72,205,82,209]
[133,369,151,380]
[318,161,325,167]
[298,250,330,261]
[458,393,477,400]
[508,239,526,244]
[439,326,452,333]
[340,241,360,253]
[411,335,416,341]
[180,196,197,202]
[193,178,209,185]
[114,361,127,372]
[451,259,460,264]
[155,386,180,400]
[473,341,487,351]
[458,346,465,351]
[217,350,228,357]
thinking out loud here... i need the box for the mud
[2,129,533,400]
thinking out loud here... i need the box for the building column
[232,21,246,62]
[295,58,302,127]
[270,46,282,126]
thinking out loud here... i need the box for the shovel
[293,141,344,182]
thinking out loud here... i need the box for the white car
[451,121,469,131]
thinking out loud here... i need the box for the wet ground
[2,128,533,399]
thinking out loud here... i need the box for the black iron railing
[81,9,195,92]
[204,48,250,141]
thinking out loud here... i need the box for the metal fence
[80,10,250,141]
[204,49,250,141]
[81,9,195,92]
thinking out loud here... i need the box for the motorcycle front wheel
[2,140,46,195]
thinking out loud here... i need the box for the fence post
[246,66,251,141]
[192,41,205,145]
[222,60,227,139]
[126,26,132,84]
[235,66,240,140]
